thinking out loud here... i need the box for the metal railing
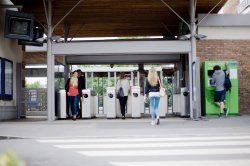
[22,88,47,112]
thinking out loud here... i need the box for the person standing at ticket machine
[210,64,229,118]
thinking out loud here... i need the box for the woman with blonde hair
[65,70,82,120]
[145,67,161,125]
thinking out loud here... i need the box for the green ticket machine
[202,61,239,116]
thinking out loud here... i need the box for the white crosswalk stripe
[37,135,250,166]
[110,160,250,166]
[53,140,250,149]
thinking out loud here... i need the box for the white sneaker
[151,120,155,125]
[155,115,160,125]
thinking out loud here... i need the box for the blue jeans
[149,96,160,120]
[68,95,79,116]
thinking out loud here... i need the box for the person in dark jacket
[144,67,161,125]
[76,69,86,118]
[65,70,82,120]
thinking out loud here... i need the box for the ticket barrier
[173,93,181,115]
[105,87,116,118]
[180,87,190,117]
[131,86,141,118]
[173,88,190,117]
[57,89,67,119]
[82,89,96,118]
[158,95,168,118]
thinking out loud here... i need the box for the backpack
[224,71,232,91]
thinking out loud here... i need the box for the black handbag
[117,87,124,99]
[116,80,124,99]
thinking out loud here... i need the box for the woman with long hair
[116,72,130,119]
[145,67,160,125]
[65,70,82,120]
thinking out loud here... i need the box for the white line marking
[77,148,250,156]
[110,160,250,166]
[54,140,250,149]
[37,136,250,143]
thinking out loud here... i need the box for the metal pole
[137,71,140,86]
[97,77,99,114]
[197,0,224,27]
[16,63,22,119]
[190,0,198,120]
[52,0,84,32]
[91,72,94,90]
[131,72,134,86]
[47,0,55,121]
[160,0,190,29]
[108,72,110,87]
[85,72,87,89]
[114,72,116,87]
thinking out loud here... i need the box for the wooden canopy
[10,0,227,38]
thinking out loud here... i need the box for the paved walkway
[1,115,250,166]
[0,115,250,139]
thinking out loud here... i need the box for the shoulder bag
[116,80,124,99]
[159,79,166,97]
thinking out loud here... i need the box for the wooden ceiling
[10,0,227,38]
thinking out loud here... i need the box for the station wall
[0,7,23,120]
[197,39,250,114]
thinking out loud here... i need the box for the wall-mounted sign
[2,58,13,100]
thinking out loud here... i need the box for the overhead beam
[65,54,181,64]
[52,40,191,55]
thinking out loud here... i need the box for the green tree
[26,81,45,88]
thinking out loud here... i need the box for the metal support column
[47,0,55,121]
[190,0,199,120]
[16,63,22,119]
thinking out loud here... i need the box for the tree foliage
[25,80,45,88]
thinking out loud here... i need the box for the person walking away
[116,72,130,119]
[65,70,82,120]
[211,64,228,118]
[76,69,86,118]
[144,67,161,125]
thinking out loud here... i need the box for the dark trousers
[78,98,82,118]
[119,96,128,116]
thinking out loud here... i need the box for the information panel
[3,59,13,100]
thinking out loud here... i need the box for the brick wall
[197,40,250,114]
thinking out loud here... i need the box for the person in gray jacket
[211,64,228,118]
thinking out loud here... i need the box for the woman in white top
[116,72,130,119]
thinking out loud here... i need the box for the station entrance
[21,39,199,121]
[56,52,192,120]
